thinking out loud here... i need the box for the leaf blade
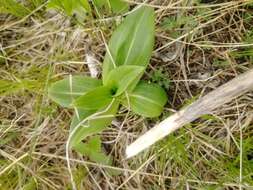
[122,81,167,117]
[47,0,90,20]
[102,6,155,82]
[73,136,111,164]
[104,65,145,96]
[48,75,102,107]
[93,0,128,14]
[110,0,128,13]
[70,100,119,147]
[73,86,113,110]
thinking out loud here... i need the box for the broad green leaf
[73,86,113,110]
[48,75,101,107]
[104,65,145,96]
[93,0,128,14]
[122,81,168,117]
[70,100,119,147]
[110,0,128,13]
[102,6,155,82]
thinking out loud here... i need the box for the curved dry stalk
[126,69,253,158]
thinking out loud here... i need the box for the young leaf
[122,81,168,117]
[74,139,120,175]
[70,100,119,147]
[73,136,112,165]
[72,137,100,155]
[102,6,155,82]
[48,75,101,107]
[104,65,145,96]
[73,86,113,110]
[73,136,120,175]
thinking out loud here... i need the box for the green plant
[48,7,168,166]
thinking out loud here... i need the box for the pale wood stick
[126,69,253,158]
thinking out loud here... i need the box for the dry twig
[126,69,253,158]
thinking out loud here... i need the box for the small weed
[150,68,170,90]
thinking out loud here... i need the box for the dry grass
[0,0,253,189]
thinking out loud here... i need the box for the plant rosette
[48,7,168,165]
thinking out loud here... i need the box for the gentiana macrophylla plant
[48,7,168,167]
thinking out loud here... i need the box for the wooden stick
[126,69,253,158]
